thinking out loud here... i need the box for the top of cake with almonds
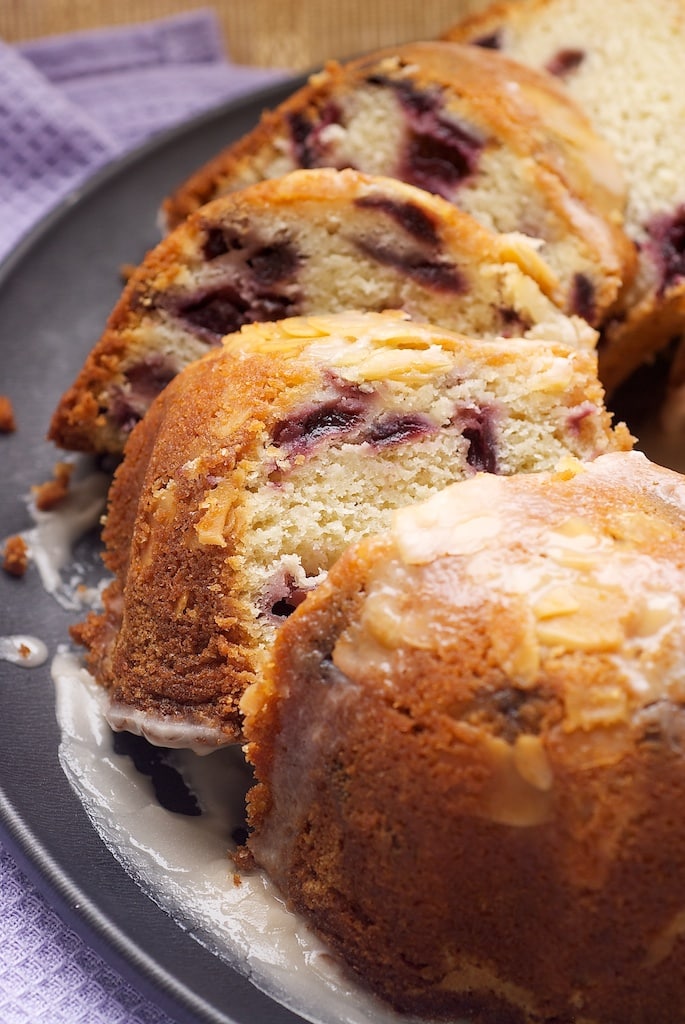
[242,449,685,1024]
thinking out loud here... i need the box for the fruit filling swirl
[646,205,685,295]
[454,406,499,474]
[171,232,302,342]
[165,196,474,352]
[352,193,466,292]
[109,354,179,432]
[259,568,315,622]
[364,73,485,198]
[354,194,440,245]
[287,103,344,168]
[267,375,499,468]
[112,234,303,430]
[177,285,298,340]
[271,398,436,458]
[545,47,586,78]
[353,236,466,293]
[108,197,472,438]
[282,71,485,200]
[570,272,596,322]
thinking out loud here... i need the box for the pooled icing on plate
[52,649,429,1024]
[0,634,48,667]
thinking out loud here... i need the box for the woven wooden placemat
[0,0,492,69]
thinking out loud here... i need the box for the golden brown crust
[244,453,685,1022]
[81,343,315,743]
[600,286,685,394]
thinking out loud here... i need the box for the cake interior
[211,315,626,662]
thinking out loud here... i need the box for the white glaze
[105,703,226,754]
[0,634,48,668]
[52,649,427,1024]
[6,459,414,1022]
[13,466,110,611]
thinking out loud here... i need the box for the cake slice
[162,41,633,328]
[444,0,685,396]
[49,167,595,455]
[72,310,631,749]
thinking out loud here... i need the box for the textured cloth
[0,12,287,1021]
[0,847,174,1024]
[0,9,287,265]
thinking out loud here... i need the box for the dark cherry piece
[647,205,685,294]
[366,75,484,198]
[355,237,465,293]
[178,286,297,340]
[545,48,586,77]
[455,407,498,474]
[570,272,596,323]
[247,242,300,284]
[288,102,344,168]
[498,306,532,336]
[202,227,246,261]
[110,354,179,432]
[179,285,250,338]
[403,118,482,197]
[364,412,435,447]
[472,31,502,50]
[355,195,440,245]
[203,227,230,260]
[272,392,370,454]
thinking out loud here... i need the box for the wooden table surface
[0,0,492,69]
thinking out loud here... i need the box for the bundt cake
[72,310,631,749]
[49,167,597,457]
[444,0,685,397]
[242,449,685,1024]
[161,42,633,329]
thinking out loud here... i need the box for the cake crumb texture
[2,535,29,579]
[0,395,16,433]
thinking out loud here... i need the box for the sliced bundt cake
[72,310,630,748]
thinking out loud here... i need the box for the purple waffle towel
[0,13,287,1022]
[0,9,286,265]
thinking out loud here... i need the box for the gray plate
[0,77,311,1024]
